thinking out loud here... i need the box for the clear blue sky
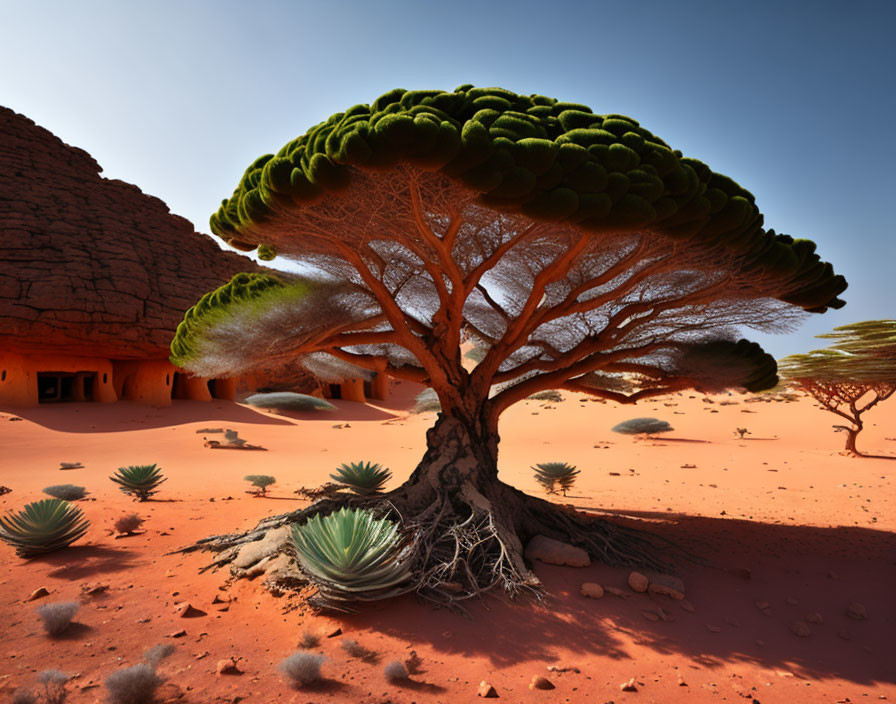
[2,0,894,357]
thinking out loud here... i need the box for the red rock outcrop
[0,105,258,359]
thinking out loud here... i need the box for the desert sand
[1,382,894,703]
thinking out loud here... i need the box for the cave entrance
[328,383,342,399]
[37,372,96,403]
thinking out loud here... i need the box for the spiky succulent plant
[532,462,581,496]
[110,464,167,501]
[330,462,391,494]
[0,499,90,557]
[290,507,413,605]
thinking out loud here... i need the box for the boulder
[524,535,590,567]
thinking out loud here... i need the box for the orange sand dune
[1,385,894,703]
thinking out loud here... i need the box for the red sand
[1,384,894,703]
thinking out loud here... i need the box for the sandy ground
[0,381,894,703]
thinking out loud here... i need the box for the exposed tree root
[171,477,699,612]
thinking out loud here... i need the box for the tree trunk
[844,425,861,455]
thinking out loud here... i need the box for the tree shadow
[31,545,140,580]
[393,678,447,693]
[344,513,896,686]
[49,622,94,640]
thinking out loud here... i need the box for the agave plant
[110,464,167,501]
[0,499,90,557]
[290,507,413,605]
[330,462,391,495]
[532,462,581,496]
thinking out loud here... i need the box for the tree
[172,85,846,604]
[779,321,895,456]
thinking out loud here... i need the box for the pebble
[216,657,241,675]
[25,587,50,602]
[790,621,811,637]
[175,603,206,618]
[620,677,638,692]
[529,675,554,690]
[627,571,649,593]
[580,582,604,599]
[846,602,867,620]
[477,681,498,698]
[805,612,824,624]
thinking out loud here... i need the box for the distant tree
[779,320,896,456]
[172,86,846,604]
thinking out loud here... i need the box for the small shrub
[36,601,79,636]
[245,392,336,412]
[384,660,408,682]
[733,427,751,439]
[290,508,413,605]
[413,388,441,413]
[110,464,166,501]
[11,688,38,704]
[279,651,325,688]
[340,638,376,661]
[330,462,391,495]
[37,670,69,704]
[532,462,580,496]
[114,514,144,535]
[143,643,175,667]
[297,630,320,649]
[528,390,563,402]
[42,485,87,501]
[244,475,276,496]
[105,664,162,704]
[611,417,674,436]
[0,499,90,557]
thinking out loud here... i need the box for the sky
[1,0,894,358]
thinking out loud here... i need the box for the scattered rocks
[627,571,649,593]
[478,681,498,697]
[790,621,811,637]
[25,587,50,602]
[524,535,591,567]
[580,582,604,599]
[216,658,241,675]
[620,677,638,691]
[846,602,867,620]
[529,675,554,690]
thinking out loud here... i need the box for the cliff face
[0,106,257,359]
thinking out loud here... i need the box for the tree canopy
[779,320,896,455]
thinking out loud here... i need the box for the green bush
[532,462,580,496]
[110,464,167,501]
[0,499,90,557]
[290,507,413,604]
[42,484,87,501]
[330,462,391,495]
[611,418,673,436]
[245,392,336,412]
[245,475,277,495]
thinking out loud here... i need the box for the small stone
[677,673,688,686]
[648,583,685,600]
[790,621,811,637]
[25,587,50,602]
[805,612,823,624]
[785,596,799,606]
[725,617,741,628]
[642,610,660,622]
[175,603,206,618]
[195,651,209,660]
[529,675,554,690]
[478,681,498,697]
[679,599,695,613]
[323,626,342,638]
[580,582,604,599]
[211,594,229,604]
[524,535,591,567]
[838,630,852,640]
[707,624,722,633]
[846,602,867,620]
[216,657,241,675]
[620,677,638,692]
[166,630,187,638]
[604,586,631,599]
[627,571,649,592]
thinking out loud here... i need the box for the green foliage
[780,320,896,383]
[611,418,674,436]
[0,499,90,557]
[208,86,845,313]
[110,464,167,501]
[42,484,87,501]
[330,462,391,495]
[532,462,580,496]
[413,388,441,413]
[257,243,277,260]
[244,475,277,495]
[245,392,337,412]
[290,507,413,604]
[527,390,563,402]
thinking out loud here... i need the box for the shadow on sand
[28,545,140,580]
[344,513,896,687]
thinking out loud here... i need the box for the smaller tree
[778,320,896,456]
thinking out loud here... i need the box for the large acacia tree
[173,86,846,601]
[779,321,895,456]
